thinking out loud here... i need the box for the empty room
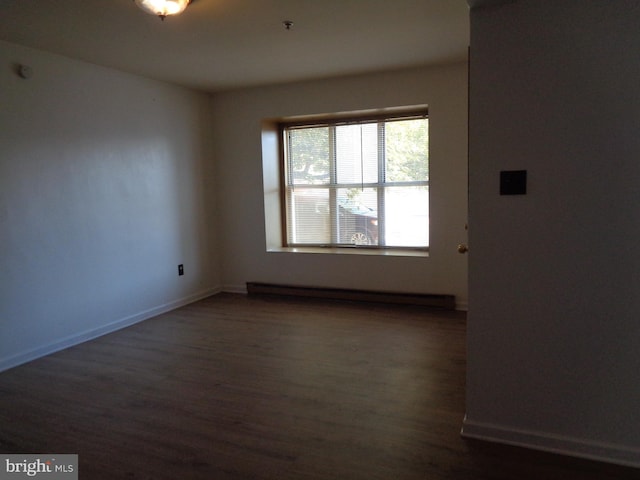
[1,1,640,478]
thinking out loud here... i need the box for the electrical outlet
[178,264,184,276]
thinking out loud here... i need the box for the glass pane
[337,188,378,245]
[288,127,330,185]
[383,186,429,247]
[385,118,429,183]
[286,188,331,244]
[336,123,378,184]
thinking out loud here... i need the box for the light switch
[500,170,527,195]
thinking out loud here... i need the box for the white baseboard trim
[222,284,248,294]
[461,416,640,468]
[0,287,221,373]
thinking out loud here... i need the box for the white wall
[0,41,219,371]
[464,1,640,467]
[211,63,468,306]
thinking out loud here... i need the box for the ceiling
[0,0,470,93]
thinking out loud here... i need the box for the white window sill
[267,246,429,257]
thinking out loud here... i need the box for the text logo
[1,455,77,480]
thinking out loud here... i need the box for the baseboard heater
[246,282,456,310]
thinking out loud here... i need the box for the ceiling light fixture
[134,0,191,21]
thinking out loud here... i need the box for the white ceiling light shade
[134,0,191,20]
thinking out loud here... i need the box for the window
[281,110,429,250]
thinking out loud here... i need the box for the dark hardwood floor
[0,293,637,479]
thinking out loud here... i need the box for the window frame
[278,107,430,252]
